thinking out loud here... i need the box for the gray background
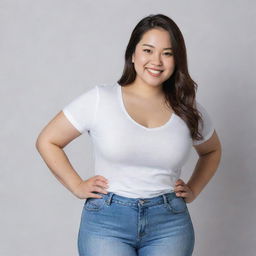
[1,0,255,255]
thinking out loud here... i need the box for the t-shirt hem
[193,127,215,146]
[62,108,84,134]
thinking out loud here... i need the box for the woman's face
[132,28,175,88]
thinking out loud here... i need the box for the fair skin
[35,113,109,199]
[121,28,175,128]
[130,27,175,98]
[124,28,222,203]
[36,28,222,203]
[176,131,222,203]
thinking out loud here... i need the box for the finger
[96,180,109,189]
[175,192,182,197]
[175,185,187,193]
[96,178,109,185]
[88,192,103,199]
[175,186,190,195]
[175,179,185,185]
[177,190,192,197]
[175,190,185,196]
[92,185,108,194]
[96,175,109,183]
[175,184,185,190]
[94,178,108,186]
[176,191,189,197]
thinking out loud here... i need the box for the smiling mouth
[146,68,163,77]
[146,68,164,73]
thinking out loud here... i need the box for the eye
[143,49,151,53]
[143,49,173,56]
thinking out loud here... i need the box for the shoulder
[96,82,118,98]
[74,82,116,99]
[96,82,117,91]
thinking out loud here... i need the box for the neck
[124,80,163,99]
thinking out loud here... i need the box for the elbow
[35,134,49,151]
[215,139,222,159]
[218,142,222,163]
[35,136,43,152]
[35,134,60,152]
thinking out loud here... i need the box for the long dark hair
[117,13,205,142]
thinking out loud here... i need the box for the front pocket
[166,197,188,214]
[84,197,106,212]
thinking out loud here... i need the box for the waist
[95,191,177,207]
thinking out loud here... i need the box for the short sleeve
[62,85,99,134]
[193,101,215,145]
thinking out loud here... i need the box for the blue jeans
[78,191,195,256]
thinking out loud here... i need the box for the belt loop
[106,192,114,205]
[162,193,168,204]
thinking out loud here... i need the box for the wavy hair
[117,13,205,142]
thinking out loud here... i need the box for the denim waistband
[94,191,178,207]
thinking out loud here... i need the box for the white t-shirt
[62,82,215,198]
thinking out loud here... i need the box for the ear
[132,53,134,63]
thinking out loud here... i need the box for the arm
[35,111,84,196]
[187,130,222,198]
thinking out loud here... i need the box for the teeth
[147,68,162,74]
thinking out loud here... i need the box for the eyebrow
[142,43,172,50]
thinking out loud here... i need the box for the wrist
[71,180,83,197]
[187,183,197,198]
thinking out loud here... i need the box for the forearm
[36,140,83,196]
[187,150,221,198]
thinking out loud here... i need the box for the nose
[150,53,163,66]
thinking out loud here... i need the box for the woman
[36,14,222,256]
